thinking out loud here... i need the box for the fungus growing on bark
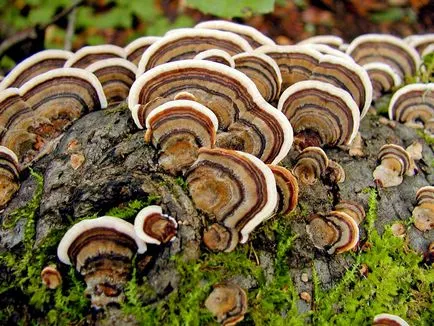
[64,45,126,69]
[298,35,344,48]
[0,50,72,90]
[195,20,275,48]
[406,34,434,54]
[278,80,360,150]
[325,160,346,184]
[57,216,146,308]
[86,58,137,103]
[372,313,409,326]
[305,44,354,61]
[346,34,420,79]
[268,165,299,215]
[413,186,434,232]
[194,49,235,67]
[137,28,252,74]
[41,265,62,289]
[144,99,218,173]
[203,223,240,253]
[186,148,277,249]
[125,36,161,65]
[334,200,366,224]
[292,146,329,185]
[373,144,411,188]
[306,210,359,254]
[388,83,434,128]
[363,62,401,100]
[134,205,177,245]
[129,60,293,164]
[205,281,248,326]
[0,146,20,208]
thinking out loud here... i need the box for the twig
[64,2,78,51]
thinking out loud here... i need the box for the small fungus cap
[268,165,299,215]
[64,45,126,69]
[298,35,344,48]
[125,36,161,65]
[293,146,329,185]
[373,313,409,326]
[194,49,235,68]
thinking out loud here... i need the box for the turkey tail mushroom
[0,146,20,208]
[373,144,411,188]
[64,45,126,69]
[268,165,299,215]
[413,186,434,232]
[292,147,329,185]
[194,49,235,67]
[372,313,409,326]
[406,34,434,54]
[124,36,161,65]
[363,63,401,101]
[334,200,366,225]
[298,35,344,48]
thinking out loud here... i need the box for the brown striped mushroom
[186,148,277,250]
[306,210,359,254]
[41,265,62,289]
[373,144,412,188]
[334,200,366,225]
[304,44,354,61]
[194,49,235,67]
[86,58,137,103]
[292,147,329,185]
[278,80,360,150]
[0,50,72,90]
[363,63,401,101]
[64,45,126,69]
[134,205,177,245]
[413,186,434,232]
[325,160,346,184]
[129,60,293,164]
[144,99,218,173]
[137,28,252,75]
[0,146,20,208]
[298,35,344,49]
[124,36,161,65]
[388,83,434,129]
[346,34,420,79]
[195,20,275,49]
[205,281,248,326]
[406,34,434,54]
[268,165,299,215]
[372,313,409,326]
[57,216,147,308]
[232,52,282,102]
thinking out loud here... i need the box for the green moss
[105,195,160,222]
[417,129,434,146]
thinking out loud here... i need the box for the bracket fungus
[268,165,299,215]
[0,145,20,208]
[325,160,346,184]
[306,210,359,254]
[41,265,62,289]
[413,186,434,232]
[134,205,178,245]
[205,282,248,326]
[57,216,146,308]
[278,80,360,150]
[0,49,72,90]
[373,144,412,188]
[195,20,275,49]
[86,58,137,103]
[186,148,277,250]
[129,60,293,164]
[292,146,329,185]
[194,49,235,67]
[372,313,409,326]
[406,34,434,54]
[64,45,126,69]
[346,34,420,79]
[363,62,401,101]
[388,83,434,128]
[304,44,354,61]
[124,36,161,65]
[421,43,434,57]
[334,200,366,225]
[298,35,344,48]
[144,99,218,174]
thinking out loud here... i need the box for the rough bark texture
[0,102,432,323]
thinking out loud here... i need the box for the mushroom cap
[421,43,434,57]
[194,49,235,68]
[416,186,434,205]
[203,223,240,252]
[134,205,178,245]
[57,216,147,266]
[304,44,355,61]
[129,60,293,164]
[326,159,346,184]
[85,58,137,103]
[64,45,126,69]
[363,62,402,100]
[334,200,366,225]
[232,52,282,102]
[0,50,72,90]
[0,145,19,178]
[0,145,20,208]
[346,34,420,79]
[298,35,344,48]
[124,36,161,65]
[373,313,409,326]
[388,83,434,126]
[278,80,360,147]
[41,265,62,289]
[186,148,277,244]
[195,20,275,49]
[412,205,434,232]
[0,88,32,142]
[407,34,434,54]
[377,144,411,176]
[268,165,299,215]
[137,28,252,75]
[293,146,329,185]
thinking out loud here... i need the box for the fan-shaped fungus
[124,36,161,65]
[298,35,344,48]
[413,186,434,232]
[407,34,434,54]
[363,62,401,100]
[373,144,411,188]
[334,200,366,224]
[41,265,62,289]
[64,45,126,69]
[326,160,346,184]
[372,313,409,326]
[268,165,299,215]
[194,49,235,67]
[134,205,177,245]
[0,146,20,208]
[293,147,329,185]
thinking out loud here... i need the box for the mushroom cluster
[373,144,413,187]
[412,186,434,232]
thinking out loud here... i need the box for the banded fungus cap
[372,313,409,326]
[203,223,240,253]
[41,265,62,289]
[144,99,218,173]
[134,205,178,245]
[86,58,137,103]
[346,34,420,79]
[416,186,434,206]
[124,36,161,65]
[0,145,20,208]
[137,28,252,75]
[278,80,360,149]
[292,146,329,185]
[421,43,434,57]
[306,210,359,254]
[363,62,402,100]
[186,148,277,246]
[205,281,248,326]
[388,83,434,128]
[407,34,434,54]
[0,49,72,90]
[373,144,411,188]
[195,20,275,48]
[305,44,355,61]
[194,49,235,68]
[334,200,366,224]
[325,160,346,184]
[413,186,434,232]
[298,35,344,48]
[268,165,299,215]
[64,45,126,69]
